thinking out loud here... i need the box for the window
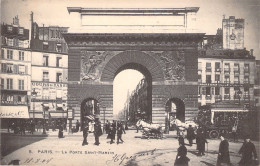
[56,45,62,52]
[224,75,230,83]
[244,76,249,84]
[18,65,25,74]
[198,62,202,71]
[7,26,13,32]
[202,87,206,95]
[51,30,54,38]
[1,78,4,89]
[244,87,249,99]
[56,73,62,82]
[224,63,230,73]
[244,64,249,73]
[206,75,211,83]
[17,95,25,103]
[7,39,13,46]
[206,87,211,96]
[18,28,24,35]
[7,50,13,59]
[234,76,239,84]
[6,63,13,73]
[234,63,239,72]
[198,87,201,96]
[1,63,7,73]
[43,56,49,66]
[215,74,220,82]
[18,80,24,90]
[215,62,220,71]
[43,42,49,51]
[56,30,59,38]
[7,78,13,90]
[42,88,49,100]
[19,51,24,60]
[7,95,14,102]
[198,74,201,82]
[224,87,230,99]
[206,63,211,72]
[1,49,4,59]
[215,87,220,95]
[56,57,62,67]
[43,72,49,82]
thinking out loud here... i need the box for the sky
[1,0,259,114]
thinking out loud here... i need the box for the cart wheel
[209,130,219,139]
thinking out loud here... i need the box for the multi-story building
[222,16,244,50]
[30,13,68,124]
[255,60,260,111]
[0,16,31,125]
[198,49,255,107]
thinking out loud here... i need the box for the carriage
[136,120,163,139]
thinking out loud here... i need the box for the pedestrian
[186,125,195,146]
[30,120,35,134]
[125,121,128,130]
[82,120,89,146]
[238,135,258,166]
[217,135,231,166]
[174,141,190,166]
[178,136,185,145]
[110,120,116,144]
[231,125,238,142]
[76,120,80,132]
[105,120,110,134]
[58,123,64,138]
[197,129,208,156]
[117,122,126,144]
[94,119,102,146]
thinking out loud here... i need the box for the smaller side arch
[165,98,185,122]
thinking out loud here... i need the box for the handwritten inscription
[22,158,53,165]
[106,148,156,165]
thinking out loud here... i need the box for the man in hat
[117,121,126,144]
[238,135,258,166]
[94,118,102,146]
[196,128,208,156]
[217,135,231,166]
[186,125,195,146]
[174,141,190,166]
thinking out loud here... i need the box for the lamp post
[102,105,106,132]
[31,88,37,120]
[237,90,242,105]
[165,105,169,134]
[41,104,47,135]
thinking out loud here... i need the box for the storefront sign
[0,106,29,118]
[32,82,67,87]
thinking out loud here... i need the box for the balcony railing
[224,68,230,73]
[234,69,240,75]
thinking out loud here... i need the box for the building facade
[222,16,244,50]
[30,14,68,121]
[0,16,31,124]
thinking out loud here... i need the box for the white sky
[113,70,144,115]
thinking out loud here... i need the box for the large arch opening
[113,63,153,125]
[165,98,185,131]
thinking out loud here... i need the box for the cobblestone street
[1,130,259,166]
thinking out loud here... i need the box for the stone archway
[166,98,185,122]
[80,98,99,123]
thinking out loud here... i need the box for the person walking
[117,122,126,144]
[110,120,116,144]
[174,141,190,166]
[232,125,238,142]
[94,119,102,146]
[186,125,195,146]
[105,120,110,134]
[238,136,258,166]
[58,122,64,138]
[197,129,208,156]
[76,120,80,132]
[217,135,231,166]
[82,120,89,146]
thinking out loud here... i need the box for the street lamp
[102,105,106,131]
[165,105,169,134]
[237,90,242,105]
[41,104,47,135]
[31,88,37,120]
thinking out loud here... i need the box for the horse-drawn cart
[136,120,163,139]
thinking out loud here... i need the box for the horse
[136,119,163,139]
[170,119,198,137]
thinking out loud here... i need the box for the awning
[50,112,67,118]
[0,106,29,118]
[212,109,248,112]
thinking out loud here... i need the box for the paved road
[1,130,259,166]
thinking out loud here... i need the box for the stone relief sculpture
[158,51,185,81]
[81,51,110,80]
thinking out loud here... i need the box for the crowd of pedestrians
[174,125,258,166]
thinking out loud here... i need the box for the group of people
[81,118,103,146]
[174,125,258,166]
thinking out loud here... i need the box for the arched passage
[114,63,153,123]
[80,98,99,124]
[166,98,185,122]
